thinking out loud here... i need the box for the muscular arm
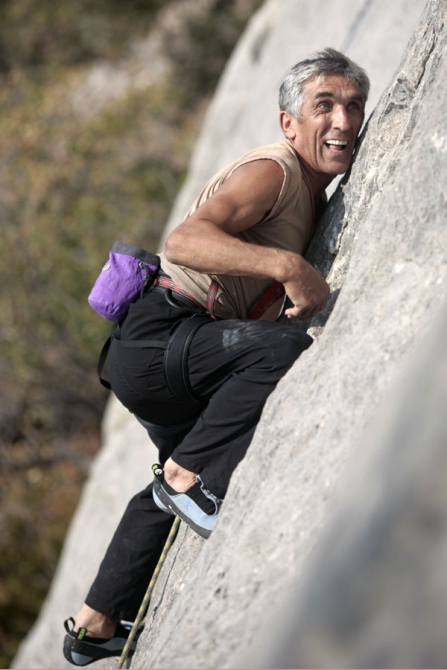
[164,159,329,320]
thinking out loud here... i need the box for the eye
[348,101,363,113]
[316,100,332,111]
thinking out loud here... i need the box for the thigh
[107,292,208,425]
[187,318,313,398]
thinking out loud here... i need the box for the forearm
[164,218,301,284]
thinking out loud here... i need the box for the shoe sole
[63,632,137,666]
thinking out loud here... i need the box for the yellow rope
[117,516,181,668]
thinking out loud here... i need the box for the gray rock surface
[12,0,438,667]
[258,302,447,669]
[248,8,447,665]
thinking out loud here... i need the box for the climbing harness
[117,515,181,669]
[97,311,211,402]
[90,242,286,396]
[162,314,211,402]
[205,278,285,320]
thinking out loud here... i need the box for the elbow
[164,230,184,265]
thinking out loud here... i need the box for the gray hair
[279,47,370,119]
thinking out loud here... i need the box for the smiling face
[280,74,365,192]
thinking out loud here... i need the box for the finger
[285,306,312,321]
[285,302,321,321]
[284,306,302,318]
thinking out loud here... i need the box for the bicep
[179,159,285,236]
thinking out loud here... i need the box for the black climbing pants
[85,288,312,621]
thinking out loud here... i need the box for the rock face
[13,0,445,667]
[260,306,447,670]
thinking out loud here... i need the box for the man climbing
[63,47,369,666]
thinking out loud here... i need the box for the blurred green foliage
[0,0,167,71]
[0,72,189,449]
[0,0,262,666]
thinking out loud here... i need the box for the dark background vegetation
[0,1,261,665]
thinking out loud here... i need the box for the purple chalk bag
[88,241,160,322]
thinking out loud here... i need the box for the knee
[270,328,313,372]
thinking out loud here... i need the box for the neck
[296,155,334,198]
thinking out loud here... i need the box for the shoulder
[226,140,299,175]
[226,140,305,199]
[225,156,284,190]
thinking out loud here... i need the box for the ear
[279,111,296,139]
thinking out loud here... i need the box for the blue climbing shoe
[152,464,221,539]
[63,617,142,666]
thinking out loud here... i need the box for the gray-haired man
[64,48,369,666]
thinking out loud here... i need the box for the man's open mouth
[324,139,349,151]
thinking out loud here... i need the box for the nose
[331,104,351,131]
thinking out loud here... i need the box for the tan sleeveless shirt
[160,139,316,320]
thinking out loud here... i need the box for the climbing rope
[117,515,181,668]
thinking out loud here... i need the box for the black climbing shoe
[63,617,142,666]
[152,463,221,539]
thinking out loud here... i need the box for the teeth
[325,139,348,146]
